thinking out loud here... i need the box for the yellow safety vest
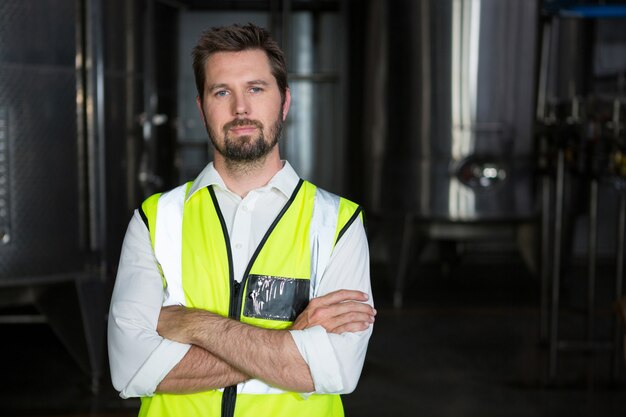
[138,179,363,417]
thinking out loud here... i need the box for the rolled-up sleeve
[289,218,373,394]
[107,211,191,398]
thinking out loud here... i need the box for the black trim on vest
[335,206,363,245]
[208,185,238,417]
[208,186,236,318]
[139,206,150,231]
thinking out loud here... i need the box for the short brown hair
[192,23,288,103]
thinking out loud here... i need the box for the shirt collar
[186,160,300,201]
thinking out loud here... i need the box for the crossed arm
[156,290,376,393]
[108,210,373,397]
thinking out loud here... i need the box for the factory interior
[2,0,626,415]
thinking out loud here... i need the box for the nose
[233,90,249,117]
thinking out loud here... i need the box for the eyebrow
[247,80,270,86]
[207,83,228,92]
[207,80,270,92]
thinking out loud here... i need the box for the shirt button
[235,243,242,249]
[242,204,249,212]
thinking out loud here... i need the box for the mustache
[223,118,264,132]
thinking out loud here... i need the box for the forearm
[200,316,314,392]
[156,345,249,393]
[161,308,314,392]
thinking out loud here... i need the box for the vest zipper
[209,186,239,417]
[221,280,242,417]
[221,385,237,417]
[229,281,241,318]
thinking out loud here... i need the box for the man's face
[196,49,290,163]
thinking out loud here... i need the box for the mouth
[224,118,263,137]
[229,125,258,135]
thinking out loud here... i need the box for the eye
[249,87,263,94]
[215,90,229,98]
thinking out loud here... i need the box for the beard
[207,114,283,163]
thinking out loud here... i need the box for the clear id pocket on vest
[243,275,309,321]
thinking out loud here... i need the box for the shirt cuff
[289,325,344,394]
[120,339,191,398]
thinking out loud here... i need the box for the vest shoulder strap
[309,184,363,295]
[140,183,191,305]
[309,186,338,292]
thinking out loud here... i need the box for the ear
[281,88,291,121]
[196,96,207,127]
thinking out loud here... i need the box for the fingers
[330,321,372,334]
[326,310,375,333]
[290,291,375,333]
[307,302,375,333]
[312,301,374,320]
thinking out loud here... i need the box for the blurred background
[1,0,626,415]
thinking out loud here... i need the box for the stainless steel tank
[0,0,83,278]
[382,0,539,221]
[0,0,125,390]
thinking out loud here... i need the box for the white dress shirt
[108,161,373,398]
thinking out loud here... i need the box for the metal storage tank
[380,0,538,220]
[0,0,83,277]
[369,0,540,307]
[0,0,134,390]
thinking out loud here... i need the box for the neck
[213,149,283,198]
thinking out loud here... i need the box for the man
[108,23,374,417]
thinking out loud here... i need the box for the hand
[291,289,376,334]
[158,305,205,344]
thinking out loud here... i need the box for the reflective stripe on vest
[138,180,361,417]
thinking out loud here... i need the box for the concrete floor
[2,256,626,417]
